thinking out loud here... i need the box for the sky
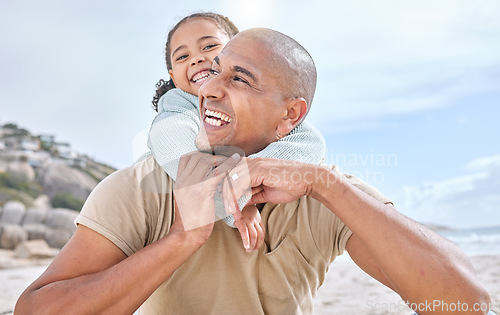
[1,0,499,228]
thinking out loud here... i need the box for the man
[16,28,490,314]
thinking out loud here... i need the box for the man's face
[195,35,288,156]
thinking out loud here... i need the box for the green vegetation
[51,192,85,211]
[0,187,35,207]
[0,171,42,198]
[1,122,116,210]
[2,123,29,136]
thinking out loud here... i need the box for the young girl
[148,12,326,251]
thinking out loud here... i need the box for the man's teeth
[204,109,232,123]
[205,117,222,126]
[192,72,210,83]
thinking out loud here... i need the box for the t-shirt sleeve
[74,159,174,256]
[306,198,353,264]
[309,165,393,263]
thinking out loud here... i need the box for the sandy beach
[314,254,500,314]
[1,250,499,314]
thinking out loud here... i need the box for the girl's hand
[233,205,265,252]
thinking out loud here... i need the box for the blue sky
[1,0,499,228]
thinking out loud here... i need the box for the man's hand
[173,152,242,242]
[223,157,317,207]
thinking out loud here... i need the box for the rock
[43,209,78,248]
[0,200,26,224]
[14,239,57,259]
[23,223,50,240]
[0,224,28,249]
[23,208,49,225]
[44,228,73,249]
[45,208,78,233]
[33,194,52,210]
[37,162,98,200]
[7,160,36,182]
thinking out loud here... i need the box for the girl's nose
[191,55,205,66]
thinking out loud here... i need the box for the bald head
[234,28,317,113]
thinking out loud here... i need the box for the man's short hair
[239,28,317,113]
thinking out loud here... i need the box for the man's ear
[276,97,308,136]
[168,70,177,86]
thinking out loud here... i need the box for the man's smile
[203,108,232,127]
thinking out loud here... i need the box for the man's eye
[233,76,248,84]
[175,55,188,61]
[209,69,219,76]
[204,44,218,50]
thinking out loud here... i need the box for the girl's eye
[204,44,218,50]
[175,54,188,61]
[209,69,219,76]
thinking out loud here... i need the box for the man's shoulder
[324,163,393,205]
[104,155,174,190]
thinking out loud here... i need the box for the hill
[0,122,116,210]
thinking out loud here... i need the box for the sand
[313,254,500,314]
[1,250,498,314]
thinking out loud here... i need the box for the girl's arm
[230,122,326,213]
[148,89,236,227]
[249,121,326,165]
[148,89,200,181]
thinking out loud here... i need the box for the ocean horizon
[436,225,500,256]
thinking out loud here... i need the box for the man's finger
[210,153,241,177]
[177,151,200,178]
[222,176,239,216]
[248,191,268,205]
[225,166,251,201]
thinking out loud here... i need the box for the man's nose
[200,71,224,100]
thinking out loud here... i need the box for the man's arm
[243,158,491,314]
[314,171,490,314]
[15,218,210,314]
[15,152,239,314]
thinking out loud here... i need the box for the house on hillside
[0,135,40,152]
[56,142,78,160]
[21,138,41,151]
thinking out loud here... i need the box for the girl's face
[169,18,231,96]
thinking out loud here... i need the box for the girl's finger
[235,220,249,250]
[247,222,257,251]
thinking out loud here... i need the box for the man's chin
[195,129,245,156]
[194,137,212,153]
[195,142,245,157]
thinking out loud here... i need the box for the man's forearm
[311,167,490,313]
[16,231,202,315]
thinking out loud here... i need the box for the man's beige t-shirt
[75,156,391,314]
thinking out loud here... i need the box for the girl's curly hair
[151,12,239,112]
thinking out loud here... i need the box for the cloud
[1,0,499,168]
[395,154,500,228]
[303,0,500,131]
